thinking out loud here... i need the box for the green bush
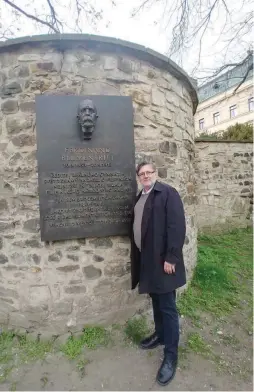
[197,122,253,141]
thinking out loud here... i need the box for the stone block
[67,245,80,251]
[104,264,127,278]
[93,255,104,262]
[1,99,18,114]
[25,238,43,248]
[0,311,8,325]
[28,285,50,307]
[6,115,33,134]
[10,252,25,265]
[77,238,86,245]
[11,133,36,147]
[159,141,170,153]
[161,127,173,138]
[69,279,82,284]
[56,264,80,273]
[64,286,87,294]
[117,57,133,74]
[130,90,150,106]
[0,253,8,264]
[104,56,117,70]
[169,142,178,156]
[1,82,22,97]
[34,62,55,72]
[106,73,134,84]
[0,199,8,211]
[77,65,100,78]
[67,254,79,262]
[0,286,18,298]
[142,108,171,127]
[152,154,166,167]
[187,182,194,194]
[48,251,62,262]
[19,101,35,113]
[184,236,190,245]
[9,65,30,78]
[115,248,129,257]
[0,237,3,250]
[83,265,102,279]
[18,53,41,62]
[52,300,73,316]
[158,168,167,178]
[0,220,13,233]
[23,218,40,233]
[28,254,41,265]
[89,238,113,248]
[151,88,165,106]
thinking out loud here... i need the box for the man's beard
[81,117,93,128]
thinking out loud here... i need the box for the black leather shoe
[140,332,161,350]
[156,356,177,386]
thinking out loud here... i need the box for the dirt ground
[0,302,252,392]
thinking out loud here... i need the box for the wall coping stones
[195,140,253,144]
[0,33,198,113]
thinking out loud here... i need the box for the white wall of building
[195,79,253,136]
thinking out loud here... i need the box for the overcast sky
[1,0,252,77]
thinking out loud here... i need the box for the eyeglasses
[138,171,155,178]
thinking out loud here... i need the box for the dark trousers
[150,291,179,360]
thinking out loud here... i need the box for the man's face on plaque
[77,99,98,139]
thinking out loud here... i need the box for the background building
[195,55,253,136]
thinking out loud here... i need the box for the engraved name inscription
[43,148,133,230]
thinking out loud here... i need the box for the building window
[229,104,237,118]
[213,112,220,125]
[199,118,205,130]
[248,97,253,111]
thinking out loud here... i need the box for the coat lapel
[141,190,155,245]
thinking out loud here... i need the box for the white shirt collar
[141,183,155,195]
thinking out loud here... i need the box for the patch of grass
[186,332,211,357]
[60,335,84,359]
[0,366,13,383]
[0,331,54,383]
[124,316,150,345]
[82,326,110,349]
[111,323,122,331]
[178,346,188,362]
[10,381,17,391]
[76,358,91,377]
[178,228,253,320]
[60,326,110,360]
[40,375,49,389]
[18,335,53,363]
[0,331,15,365]
[220,334,240,346]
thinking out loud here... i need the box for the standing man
[131,161,186,386]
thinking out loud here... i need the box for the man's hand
[164,261,175,274]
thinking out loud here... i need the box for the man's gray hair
[136,161,156,175]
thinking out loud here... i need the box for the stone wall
[0,35,197,334]
[195,141,253,232]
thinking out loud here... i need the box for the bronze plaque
[35,95,136,241]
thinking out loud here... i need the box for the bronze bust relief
[77,99,98,140]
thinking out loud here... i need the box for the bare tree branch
[131,0,253,84]
[2,0,60,33]
[46,0,63,31]
[131,0,153,17]
[233,63,253,94]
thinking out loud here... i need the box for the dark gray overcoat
[130,181,186,294]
